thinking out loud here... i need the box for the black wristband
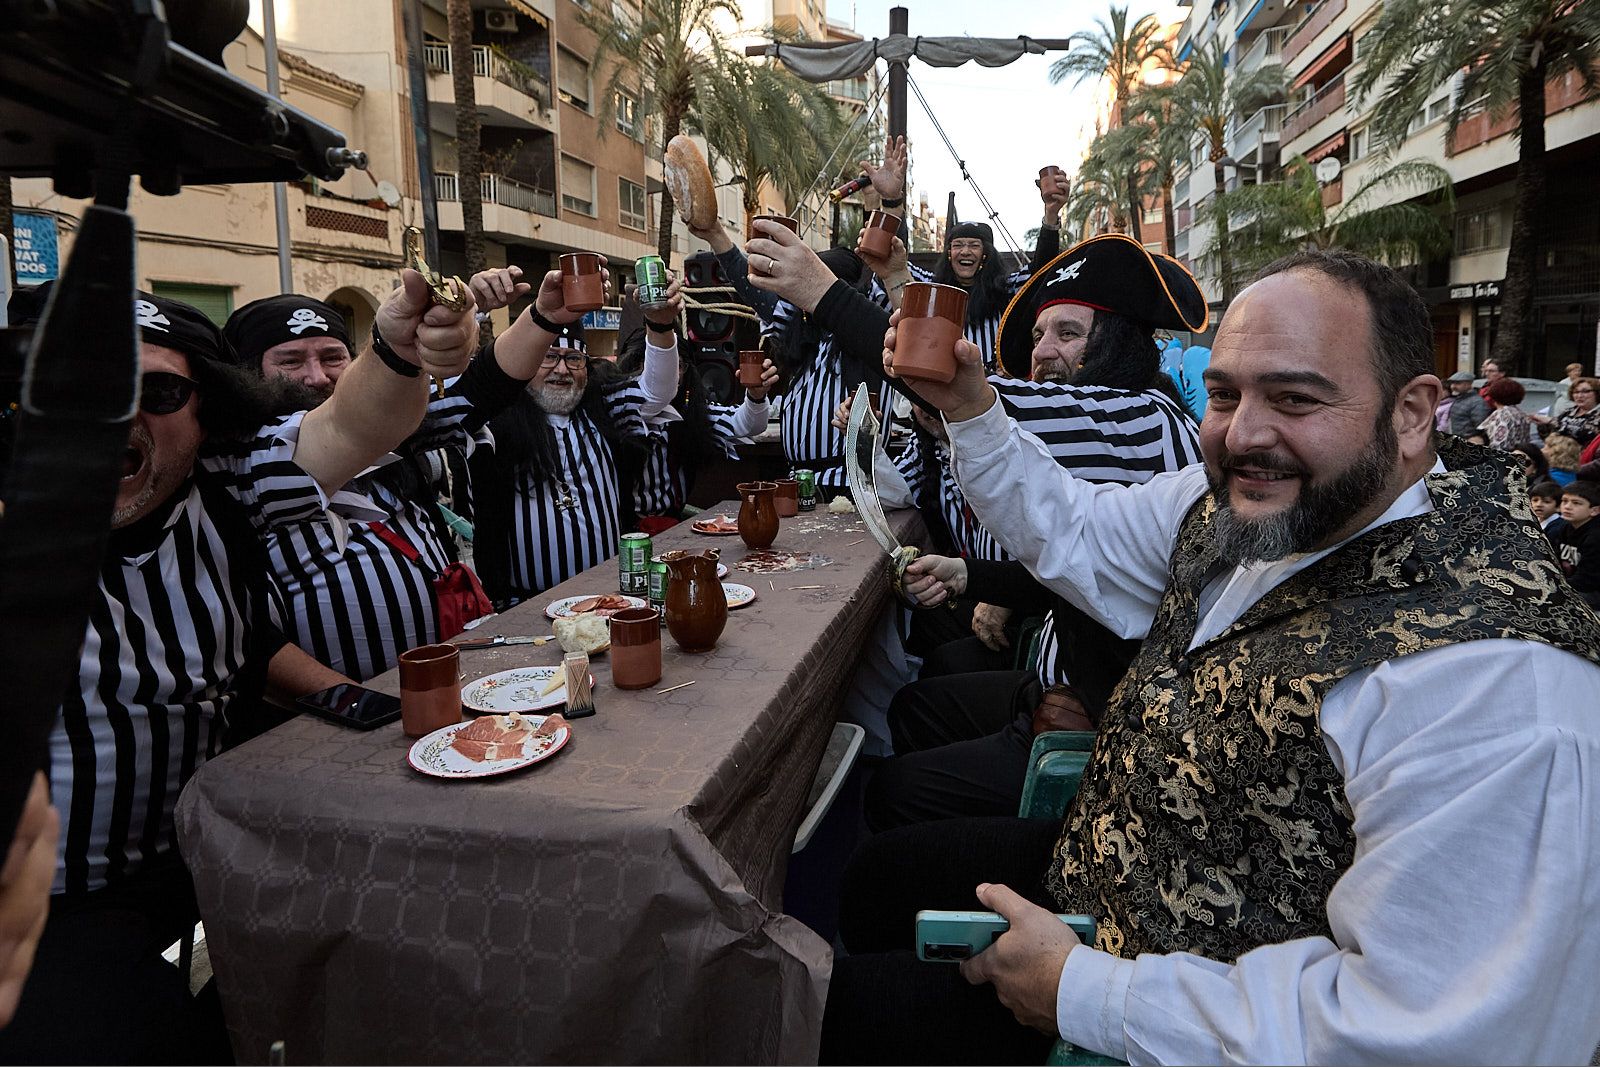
[370,324,421,377]
[527,304,565,336]
[881,196,904,208]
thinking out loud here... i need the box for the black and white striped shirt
[632,399,768,517]
[260,389,491,681]
[52,416,322,896]
[907,262,1033,372]
[502,382,659,597]
[769,291,894,491]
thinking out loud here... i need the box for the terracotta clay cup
[859,209,900,260]
[559,251,605,313]
[773,478,799,518]
[398,643,462,738]
[751,213,799,235]
[893,282,969,384]
[739,349,765,388]
[609,607,662,690]
[736,480,780,549]
[661,550,728,653]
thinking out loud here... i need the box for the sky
[838,0,1164,251]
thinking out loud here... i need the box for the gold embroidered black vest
[1049,437,1600,962]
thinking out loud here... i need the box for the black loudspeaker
[683,252,734,342]
[692,340,740,405]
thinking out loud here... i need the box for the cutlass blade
[844,383,924,606]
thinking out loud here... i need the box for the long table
[176,503,923,1064]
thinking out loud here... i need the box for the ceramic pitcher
[660,549,727,653]
[736,480,779,549]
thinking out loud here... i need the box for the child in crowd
[1530,480,1564,529]
[1549,481,1600,608]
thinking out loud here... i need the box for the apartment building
[1171,0,1599,377]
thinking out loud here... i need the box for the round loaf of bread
[664,135,718,232]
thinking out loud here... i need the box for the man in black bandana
[0,274,479,1062]
[224,276,541,679]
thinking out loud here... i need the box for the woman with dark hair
[1479,377,1536,449]
[614,313,776,533]
[1510,442,1550,485]
[904,170,1070,372]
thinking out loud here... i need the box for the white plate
[717,563,729,579]
[407,716,570,779]
[545,594,647,620]
[723,583,757,610]
[461,666,594,713]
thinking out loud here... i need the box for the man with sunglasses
[223,276,554,680]
[0,273,479,1062]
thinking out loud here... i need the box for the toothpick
[769,580,775,591]
[846,539,866,547]
[787,584,824,590]
[659,680,696,694]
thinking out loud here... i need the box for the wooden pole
[888,6,908,145]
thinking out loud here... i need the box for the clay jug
[661,550,728,653]
[736,480,779,549]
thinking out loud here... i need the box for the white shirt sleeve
[944,394,1209,640]
[637,336,681,418]
[1056,639,1600,1066]
[726,397,770,439]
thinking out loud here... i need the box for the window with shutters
[619,178,646,230]
[616,91,640,138]
[150,282,234,325]
[557,47,590,111]
[561,154,596,216]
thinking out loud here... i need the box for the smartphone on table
[915,910,1096,962]
[295,684,403,730]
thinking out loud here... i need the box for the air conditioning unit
[483,10,517,32]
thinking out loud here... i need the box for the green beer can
[648,556,669,609]
[636,255,670,313]
[795,469,818,512]
[619,532,651,594]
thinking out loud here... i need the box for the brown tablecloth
[176,504,923,1064]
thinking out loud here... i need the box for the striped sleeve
[600,378,666,448]
[705,403,750,460]
[994,379,1202,485]
[198,412,330,529]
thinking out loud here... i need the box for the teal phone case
[915,910,1096,962]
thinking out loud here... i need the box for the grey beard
[534,383,582,415]
[1209,418,1398,566]
[111,424,162,528]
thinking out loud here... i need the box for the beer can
[648,556,669,609]
[795,469,818,512]
[636,255,670,312]
[619,532,652,594]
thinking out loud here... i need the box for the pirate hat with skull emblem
[995,232,1208,379]
[223,294,354,371]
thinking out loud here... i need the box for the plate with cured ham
[408,712,571,779]
[690,514,741,536]
[545,594,646,620]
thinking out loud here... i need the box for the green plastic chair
[1024,730,1124,1066]
[1013,615,1045,672]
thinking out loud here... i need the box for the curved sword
[844,383,923,606]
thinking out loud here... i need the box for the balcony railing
[434,170,557,217]
[826,78,869,102]
[1282,73,1346,144]
[1237,27,1288,78]
[423,43,551,110]
[1228,103,1287,160]
[1284,0,1346,64]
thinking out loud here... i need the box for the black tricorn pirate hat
[995,232,1209,379]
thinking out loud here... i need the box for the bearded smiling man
[817,248,1600,1065]
[467,262,677,605]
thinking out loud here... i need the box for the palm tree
[1162,39,1285,306]
[582,0,743,260]
[445,0,486,280]
[1127,87,1191,255]
[1351,0,1600,372]
[1049,6,1165,243]
[1064,151,1129,238]
[689,60,849,235]
[1225,155,1455,275]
